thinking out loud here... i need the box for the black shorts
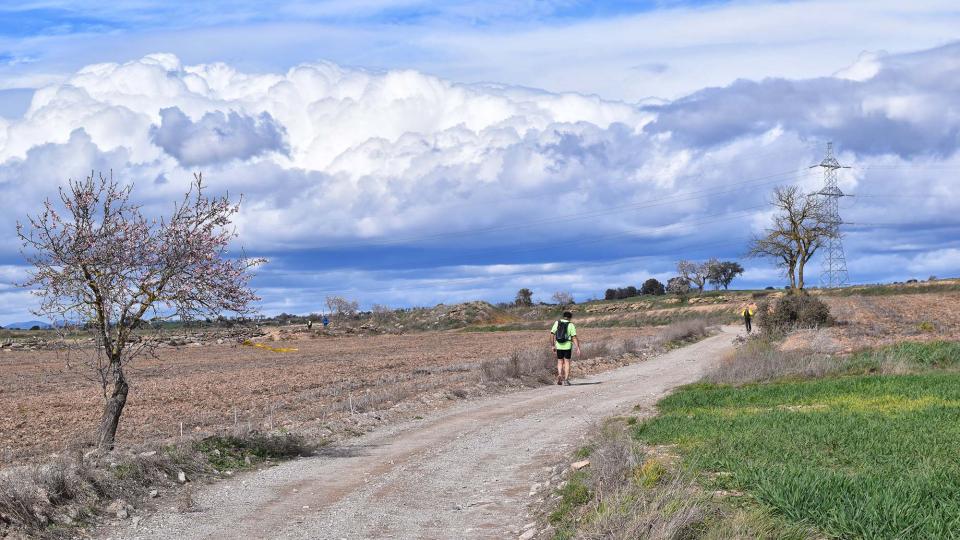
[556,348,572,360]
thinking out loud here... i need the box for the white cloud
[5,1,960,104]
[150,106,289,166]
[0,53,669,252]
[0,42,958,315]
[834,51,886,82]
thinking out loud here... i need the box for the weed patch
[194,432,313,471]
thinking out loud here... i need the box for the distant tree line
[514,289,576,306]
[604,278,667,300]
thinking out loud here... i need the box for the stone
[116,508,129,519]
[132,516,142,528]
[149,490,159,498]
[519,529,537,540]
[176,471,187,484]
[138,451,157,458]
[571,460,590,471]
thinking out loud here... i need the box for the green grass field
[635,366,960,539]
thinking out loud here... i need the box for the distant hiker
[322,315,330,328]
[550,311,581,386]
[741,303,757,334]
[306,319,313,330]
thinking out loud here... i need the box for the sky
[1,0,959,322]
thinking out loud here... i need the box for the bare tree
[551,291,575,305]
[749,234,798,289]
[326,295,359,321]
[748,185,834,291]
[676,259,711,294]
[17,172,261,449]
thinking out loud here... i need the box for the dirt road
[101,327,738,540]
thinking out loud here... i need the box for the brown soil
[0,327,647,466]
[824,291,960,351]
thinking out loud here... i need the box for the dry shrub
[651,318,710,348]
[705,337,838,385]
[757,295,833,335]
[0,450,178,537]
[623,337,643,355]
[480,348,556,384]
[579,342,611,361]
[328,384,418,414]
[571,422,710,540]
[0,431,299,538]
[580,473,708,540]
[585,423,640,504]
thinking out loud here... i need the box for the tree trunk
[797,262,805,291]
[96,369,129,450]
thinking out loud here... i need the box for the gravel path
[100,327,738,540]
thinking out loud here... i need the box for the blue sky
[1,0,959,322]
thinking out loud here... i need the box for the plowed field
[0,328,646,465]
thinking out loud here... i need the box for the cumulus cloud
[643,42,960,159]
[150,107,289,166]
[0,44,958,316]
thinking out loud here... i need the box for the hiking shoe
[556,377,562,385]
[563,379,571,386]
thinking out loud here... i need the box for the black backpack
[555,320,570,344]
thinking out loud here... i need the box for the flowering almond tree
[18,172,262,450]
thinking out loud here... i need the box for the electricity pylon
[812,142,850,288]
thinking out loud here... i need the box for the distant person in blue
[322,315,329,328]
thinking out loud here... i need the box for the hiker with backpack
[741,303,757,334]
[550,311,581,386]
